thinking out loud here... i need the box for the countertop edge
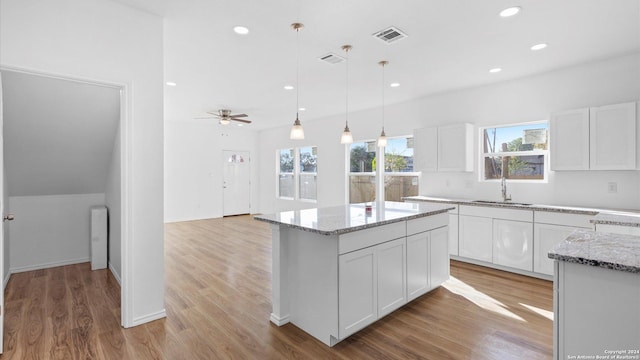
[547,253,640,274]
[254,208,453,236]
[403,196,602,216]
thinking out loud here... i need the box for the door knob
[3,214,14,222]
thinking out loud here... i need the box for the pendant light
[289,22,305,140]
[340,45,354,144]
[377,60,388,147]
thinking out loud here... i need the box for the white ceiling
[2,71,120,197]
[114,0,640,131]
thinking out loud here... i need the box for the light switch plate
[607,182,618,193]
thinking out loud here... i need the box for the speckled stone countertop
[591,212,640,228]
[404,196,601,215]
[254,201,454,235]
[548,229,640,273]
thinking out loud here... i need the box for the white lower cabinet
[430,226,450,288]
[493,219,533,271]
[448,208,459,256]
[377,238,407,318]
[338,246,377,339]
[459,215,493,262]
[533,223,576,275]
[406,226,450,302]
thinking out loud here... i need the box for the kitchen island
[549,229,640,359]
[254,201,454,346]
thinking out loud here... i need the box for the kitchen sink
[472,200,533,206]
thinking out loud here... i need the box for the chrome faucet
[501,177,512,202]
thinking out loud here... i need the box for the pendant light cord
[381,61,386,131]
[296,26,300,119]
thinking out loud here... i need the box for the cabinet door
[376,238,406,318]
[429,226,450,289]
[458,215,493,262]
[493,219,533,271]
[406,232,429,301]
[413,127,438,172]
[339,247,377,339]
[589,102,637,170]
[550,108,589,170]
[437,123,473,172]
[448,212,459,256]
[533,223,576,275]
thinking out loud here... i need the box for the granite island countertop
[254,201,454,235]
[548,229,640,273]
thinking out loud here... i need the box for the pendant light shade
[340,44,354,144]
[377,60,388,148]
[290,113,305,139]
[290,22,305,140]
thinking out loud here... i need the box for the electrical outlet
[465,180,473,189]
[607,182,618,193]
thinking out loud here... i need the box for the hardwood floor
[2,215,553,359]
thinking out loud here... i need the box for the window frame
[479,120,549,183]
[346,135,420,203]
[276,146,318,202]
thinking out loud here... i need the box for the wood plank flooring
[2,215,553,359]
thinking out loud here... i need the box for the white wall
[258,53,640,213]
[8,193,105,272]
[0,0,165,326]
[164,121,260,222]
[3,170,9,289]
[106,123,122,284]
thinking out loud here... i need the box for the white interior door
[222,150,250,216]
[0,71,6,353]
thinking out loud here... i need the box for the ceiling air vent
[373,26,408,44]
[318,53,345,64]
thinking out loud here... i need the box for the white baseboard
[10,257,90,274]
[3,269,11,290]
[108,262,122,285]
[131,309,167,327]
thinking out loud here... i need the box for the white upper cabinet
[413,127,437,172]
[414,123,474,172]
[551,102,637,171]
[550,108,590,170]
[589,102,636,170]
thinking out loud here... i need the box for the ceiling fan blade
[231,118,252,124]
[229,113,248,118]
[206,111,222,117]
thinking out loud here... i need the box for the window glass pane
[483,123,548,153]
[483,155,545,180]
[299,174,317,200]
[384,137,414,172]
[384,175,419,201]
[279,149,294,173]
[349,175,375,203]
[349,142,376,173]
[299,146,317,173]
[279,174,294,198]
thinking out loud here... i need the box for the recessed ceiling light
[531,43,548,51]
[233,26,249,35]
[390,82,400,88]
[284,85,294,90]
[489,68,502,73]
[298,107,306,111]
[165,81,177,86]
[499,6,521,17]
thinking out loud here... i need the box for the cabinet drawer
[407,213,448,236]
[534,211,593,228]
[460,205,533,222]
[339,221,406,255]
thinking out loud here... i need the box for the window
[347,136,419,203]
[481,122,548,181]
[277,146,317,201]
[383,137,419,201]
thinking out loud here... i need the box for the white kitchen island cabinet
[549,230,640,359]
[254,201,453,346]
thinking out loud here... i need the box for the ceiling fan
[198,109,252,125]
